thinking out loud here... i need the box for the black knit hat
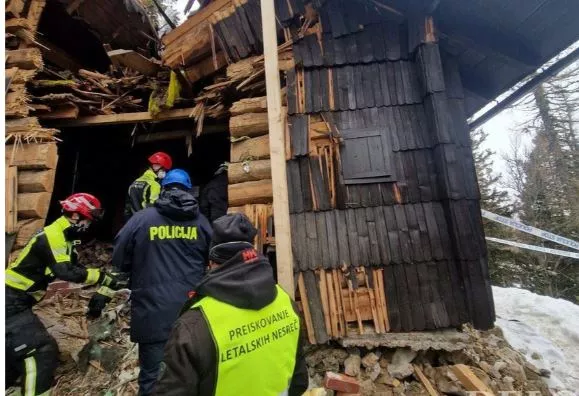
[209,213,257,264]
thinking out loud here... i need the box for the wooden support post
[260,0,294,298]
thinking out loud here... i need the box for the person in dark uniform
[198,162,228,223]
[89,169,212,396]
[154,213,308,396]
[5,193,125,396]
[124,151,173,221]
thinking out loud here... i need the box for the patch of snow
[493,286,579,395]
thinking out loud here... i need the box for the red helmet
[148,152,172,170]
[60,193,104,221]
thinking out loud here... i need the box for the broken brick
[324,372,360,393]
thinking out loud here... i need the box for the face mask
[157,169,167,179]
[65,220,91,240]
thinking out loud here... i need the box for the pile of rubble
[304,326,552,395]
[32,285,137,396]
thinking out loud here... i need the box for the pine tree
[514,73,579,300]
[470,128,517,285]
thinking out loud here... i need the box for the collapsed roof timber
[5,0,579,344]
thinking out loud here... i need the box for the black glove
[87,289,113,319]
[98,272,128,291]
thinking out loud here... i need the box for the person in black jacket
[198,163,228,223]
[153,213,308,396]
[89,169,212,396]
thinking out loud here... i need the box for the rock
[497,347,525,365]
[376,371,395,386]
[361,352,380,368]
[500,376,515,391]
[303,388,328,396]
[359,379,375,396]
[373,384,394,396]
[480,361,501,379]
[386,349,417,380]
[379,357,389,369]
[344,354,362,377]
[366,363,381,381]
[531,352,541,360]
[493,360,507,373]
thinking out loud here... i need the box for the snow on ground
[493,286,579,395]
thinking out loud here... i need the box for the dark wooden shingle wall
[285,0,494,335]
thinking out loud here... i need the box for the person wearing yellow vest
[124,152,173,220]
[154,213,308,396]
[5,193,126,396]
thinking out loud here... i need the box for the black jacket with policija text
[113,188,212,343]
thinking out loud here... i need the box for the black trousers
[5,309,59,395]
[138,341,166,396]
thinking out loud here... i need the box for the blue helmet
[161,169,192,189]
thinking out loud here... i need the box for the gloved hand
[98,271,129,291]
[87,289,112,319]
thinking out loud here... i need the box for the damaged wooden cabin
[6,0,579,346]
[163,0,579,344]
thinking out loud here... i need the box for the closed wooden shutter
[340,127,394,184]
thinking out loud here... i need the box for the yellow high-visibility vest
[193,285,300,396]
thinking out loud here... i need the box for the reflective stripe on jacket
[5,216,100,306]
[193,285,300,396]
[124,169,161,220]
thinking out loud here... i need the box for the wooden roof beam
[48,108,197,128]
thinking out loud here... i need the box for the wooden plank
[228,160,271,184]
[17,192,51,219]
[383,206,402,264]
[5,166,18,234]
[108,49,160,76]
[5,143,58,170]
[394,205,412,264]
[324,211,339,269]
[326,271,339,337]
[17,169,56,193]
[304,270,329,343]
[345,209,360,266]
[49,108,198,127]
[377,269,390,331]
[318,270,332,337]
[287,160,303,213]
[451,365,495,395]
[37,103,79,120]
[405,204,424,262]
[261,0,293,297]
[26,0,46,34]
[413,365,439,396]
[335,210,351,267]
[299,157,313,211]
[354,208,371,266]
[15,219,45,249]
[305,212,320,270]
[6,0,25,17]
[315,212,330,269]
[185,52,228,84]
[393,264,413,331]
[309,156,331,211]
[6,48,43,70]
[230,134,270,163]
[383,265,400,331]
[297,273,317,344]
[289,115,308,157]
[229,112,270,138]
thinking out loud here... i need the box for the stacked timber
[227,94,277,251]
[5,0,59,260]
[5,142,59,261]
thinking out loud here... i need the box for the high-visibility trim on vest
[5,269,34,291]
[96,286,115,298]
[135,169,160,207]
[193,285,300,396]
[45,216,73,263]
[24,356,37,396]
[85,268,100,285]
